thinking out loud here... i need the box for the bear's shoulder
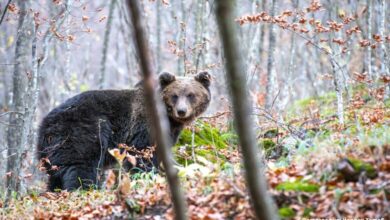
[44,89,142,121]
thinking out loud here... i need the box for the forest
[0,0,389,219]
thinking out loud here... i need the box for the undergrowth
[1,87,389,219]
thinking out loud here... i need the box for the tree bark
[265,0,277,110]
[126,1,188,220]
[280,0,299,108]
[258,0,266,68]
[155,0,162,73]
[99,0,117,89]
[214,1,279,220]
[193,0,204,73]
[6,0,32,201]
[378,0,389,76]
[177,0,187,76]
[367,0,373,79]
[327,0,345,125]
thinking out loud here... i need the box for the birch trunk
[6,0,32,201]
[378,0,389,76]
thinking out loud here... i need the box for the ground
[1,86,389,219]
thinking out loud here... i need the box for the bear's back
[37,89,140,160]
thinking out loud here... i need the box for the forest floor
[1,86,389,219]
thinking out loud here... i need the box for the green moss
[385,98,390,108]
[347,158,377,179]
[174,120,238,166]
[220,132,239,145]
[303,207,314,217]
[279,207,295,218]
[177,121,234,149]
[288,91,337,119]
[259,138,276,150]
[276,181,320,193]
[258,138,277,158]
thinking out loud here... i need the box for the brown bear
[37,72,211,191]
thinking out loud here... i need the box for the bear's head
[159,71,211,124]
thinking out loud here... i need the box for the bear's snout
[175,97,190,118]
[177,109,187,117]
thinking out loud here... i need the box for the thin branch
[0,63,19,66]
[198,111,230,120]
[0,0,12,26]
[0,111,23,118]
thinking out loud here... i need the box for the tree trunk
[126,1,188,219]
[280,0,299,108]
[367,0,373,79]
[6,0,32,201]
[177,1,187,76]
[328,0,345,125]
[99,0,117,89]
[214,1,279,220]
[265,0,277,110]
[193,0,204,73]
[331,58,344,125]
[258,0,266,69]
[155,0,162,73]
[378,0,389,76]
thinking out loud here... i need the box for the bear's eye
[172,95,178,103]
[187,93,195,101]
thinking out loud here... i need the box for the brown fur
[160,72,211,124]
[37,71,211,191]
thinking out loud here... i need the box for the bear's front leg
[60,164,98,191]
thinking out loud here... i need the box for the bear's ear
[159,72,176,89]
[195,71,211,88]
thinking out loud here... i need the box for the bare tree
[367,0,373,79]
[280,0,299,108]
[99,0,117,89]
[193,0,205,73]
[126,1,187,220]
[265,0,277,110]
[327,0,345,125]
[377,0,389,77]
[258,0,266,68]
[155,0,162,73]
[6,0,32,201]
[214,1,279,220]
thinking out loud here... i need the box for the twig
[225,179,246,198]
[0,0,12,26]
[255,107,304,138]
[198,111,230,120]
[254,107,313,148]
[0,111,23,118]
[0,63,19,66]
[271,87,281,110]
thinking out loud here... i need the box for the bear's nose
[177,109,187,117]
